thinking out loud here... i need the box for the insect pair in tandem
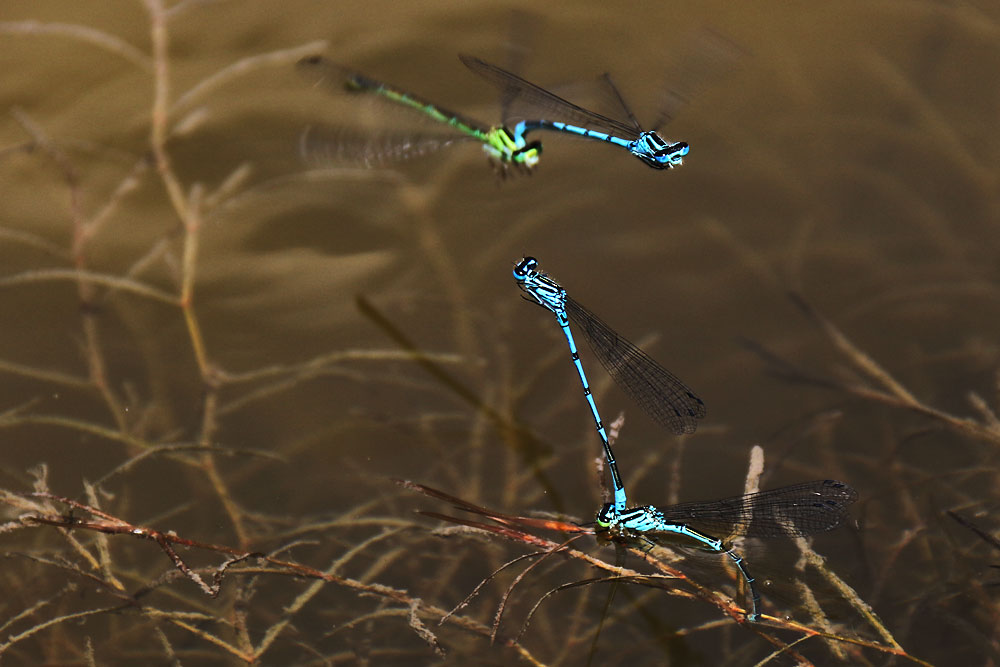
[297,53,689,173]
[299,46,858,622]
[513,256,858,622]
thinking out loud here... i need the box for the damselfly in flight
[297,55,542,173]
[462,55,689,169]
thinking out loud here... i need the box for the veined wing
[657,480,858,539]
[459,54,641,140]
[565,296,706,435]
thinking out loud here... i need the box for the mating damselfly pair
[513,256,858,621]
[302,41,860,624]
[296,53,689,173]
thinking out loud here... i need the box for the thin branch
[0,21,152,70]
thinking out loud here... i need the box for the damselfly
[597,479,859,621]
[513,256,706,514]
[461,55,689,170]
[297,55,542,172]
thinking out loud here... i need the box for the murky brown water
[1,1,998,664]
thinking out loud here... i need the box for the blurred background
[1,1,998,664]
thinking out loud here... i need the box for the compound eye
[654,141,688,158]
[596,503,615,525]
[513,256,538,277]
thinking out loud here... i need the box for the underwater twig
[749,292,1000,449]
[7,491,547,663]
[403,479,930,663]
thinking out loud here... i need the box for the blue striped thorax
[513,257,567,317]
[597,502,728,553]
[597,503,666,533]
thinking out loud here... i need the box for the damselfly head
[596,502,617,527]
[512,257,539,280]
[487,128,541,178]
[632,131,689,169]
[513,140,542,170]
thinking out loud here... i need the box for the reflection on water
[1,0,998,664]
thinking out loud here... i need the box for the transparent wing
[459,54,641,139]
[299,124,470,168]
[565,297,706,435]
[657,480,859,539]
